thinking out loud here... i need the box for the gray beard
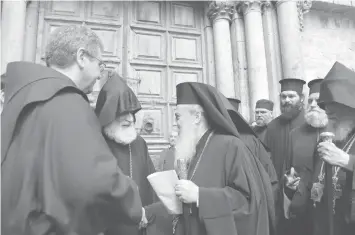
[305,110,328,128]
[104,124,137,145]
[256,121,267,127]
[174,130,198,167]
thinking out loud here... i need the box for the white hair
[183,104,209,128]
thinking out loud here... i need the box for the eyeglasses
[83,50,106,72]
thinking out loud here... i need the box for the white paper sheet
[147,170,182,215]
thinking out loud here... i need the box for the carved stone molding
[207,1,234,22]
[236,1,271,15]
[297,0,312,31]
[276,0,312,32]
[261,1,273,12]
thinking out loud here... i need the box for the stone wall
[301,7,355,89]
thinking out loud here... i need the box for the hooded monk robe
[1,62,142,235]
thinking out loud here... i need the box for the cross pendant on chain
[332,176,342,214]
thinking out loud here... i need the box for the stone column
[238,1,269,113]
[203,2,216,87]
[1,0,27,73]
[230,8,250,121]
[24,0,40,62]
[262,2,282,117]
[276,0,312,80]
[207,1,235,98]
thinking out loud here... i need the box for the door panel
[127,1,205,168]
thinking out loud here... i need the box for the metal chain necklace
[188,131,214,181]
[113,144,133,179]
[129,144,133,179]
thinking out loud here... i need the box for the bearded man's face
[325,102,355,142]
[104,112,137,145]
[280,91,304,119]
[255,108,272,126]
[305,93,328,128]
[169,130,179,147]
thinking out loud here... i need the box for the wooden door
[125,1,206,166]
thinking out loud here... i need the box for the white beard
[104,121,138,145]
[256,119,268,127]
[305,107,329,128]
[174,127,198,167]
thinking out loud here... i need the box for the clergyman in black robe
[95,72,157,235]
[1,62,143,234]
[170,82,275,235]
[283,78,328,235]
[224,96,278,200]
[252,99,274,144]
[264,78,306,234]
[312,61,355,235]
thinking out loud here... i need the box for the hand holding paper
[175,179,199,204]
[147,170,183,215]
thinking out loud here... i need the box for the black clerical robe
[264,110,305,234]
[265,110,305,180]
[312,132,355,235]
[239,133,279,200]
[1,62,142,235]
[227,109,278,201]
[161,131,275,235]
[284,123,326,235]
[104,136,156,235]
[253,125,268,144]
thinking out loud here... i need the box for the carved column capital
[297,0,312,31]
[236,1,271,15]
[207,1,234,22]
[261,1,273,12]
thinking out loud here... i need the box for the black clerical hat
[255,99,274,111]
[279,78,306,94]
[228,98,241,111]
[319,61,355,109]
[222,95,258,136]
[176,82,240,137]
[95,72,141,127]
[307,78,323,95]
